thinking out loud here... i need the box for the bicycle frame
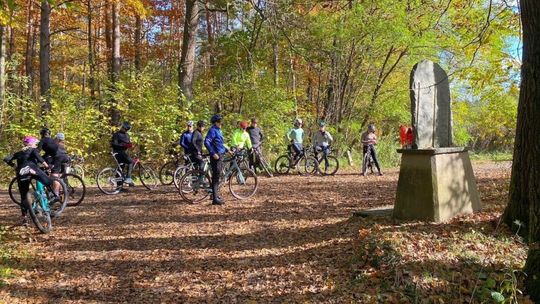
[34,180,51,213]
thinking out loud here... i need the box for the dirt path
[0,163,511,303]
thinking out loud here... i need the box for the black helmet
[40,127,51,137]
[368,124,376,132]
[197,120,206,128]
[122,121,132,131]
[210,114,223,124]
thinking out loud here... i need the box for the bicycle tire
[49,178,69,218]
[71,165,85,180]
[179,169,211,203]
[158,161,176,185]
[362,152,370,176]
[229,168,258,200]
[64,173,86,206]
[299,156,319,175]
[173,165,189,190]
[139,164,159,190]
[96,167,122,195]
[274,155,291,175]
[319,155,339,176]
[26,194,52,234]
[259,154,274,178]
[8,177,22,206]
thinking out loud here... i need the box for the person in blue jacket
[179,121,194,155]
[204,114,227,205]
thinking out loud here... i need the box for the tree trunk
[109,0,121,126]
[87,0,97,99]
[39,0,52,115]
[25,0,35,96]
[178,0,200,104]
[509,0,540,301]
[134,14,142,73]
[0,25,6,115]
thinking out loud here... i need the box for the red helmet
[239,121,249,129]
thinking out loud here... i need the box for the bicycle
[69,154,85,180]
[311,146,339,176]
[274,145,318,175]
[159,153,185,185]
[172,155,202,190]
[178,150,258,203]
[96,152,159,195]
[249,146,273,177]
[62,160,86,206]
[8,173,69,233]
[361,144,376,176]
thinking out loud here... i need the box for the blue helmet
[122,121,132,131]
[210,114,223,124]
[319,120,326,127]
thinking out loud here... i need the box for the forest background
[0,0,521,177]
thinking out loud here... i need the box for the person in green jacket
[231,121,252,150]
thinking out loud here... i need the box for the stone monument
[393,60,481,222]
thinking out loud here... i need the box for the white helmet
[294,118,303,126]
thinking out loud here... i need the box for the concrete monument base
[393,147,481,222]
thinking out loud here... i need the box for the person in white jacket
[312,121,333,170]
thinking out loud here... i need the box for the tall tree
[87,0,97,99]
[0,24,5,115]
[504,0,540,301]
[39,0,51,115]
[178,0,199,104]
[24,0,36,96]
[109,0,121,125]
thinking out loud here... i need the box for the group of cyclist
[4,114,383,217]
[3,128,69,225]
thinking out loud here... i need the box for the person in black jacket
[4,136,53,225]
[38,127,59,169]
[247,118,264,172]
[111,122,135,185]
[190,120,206,170]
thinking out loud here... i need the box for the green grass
[469,151,513,162]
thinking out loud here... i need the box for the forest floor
[0,161,531,303]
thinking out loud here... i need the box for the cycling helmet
[197,120,206,128]
[319,120,326,127]
[122,121,132,131]
[294,118,303,126]
[40,127,51,137]
[368,124,376,132]
[251,118,258,124]
[239,121,249,129]
[23,136,39,146]
[187,121,194,127]
[210,114,223,124]
[55,132,65,141]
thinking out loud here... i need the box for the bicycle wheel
[258,154,274,178]
[173,165,189,190]
[26,194,52,234]
[48,179,69,218]
[299,156,319,175]
[159,161,176,185]
[229,168,258,200]
[139,165,159,190]
[274,155,291,175]
[96,167,122,195]
[319,155,339,176]
[64,174,86,206]
[179,170,211,203]
[8,177,22,206]
[71,165,85,180]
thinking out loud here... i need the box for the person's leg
[323,146,330,168]
[210,156,223,204]
[17,178,30,218]
[370,147,382,174]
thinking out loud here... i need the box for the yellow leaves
[122,0,149,17]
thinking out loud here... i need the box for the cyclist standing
[4,136,52,226]
[231,121,252,150]
[54,132,70,174]
[361,124,383,176]
[179,121,194,155]
[312,121,333,170]
[111,122,135,185]
[190,120,206,170]
[38,128,64,195]
[247,118,264,172]
[286,118,304,161]
[204,114,227,205]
